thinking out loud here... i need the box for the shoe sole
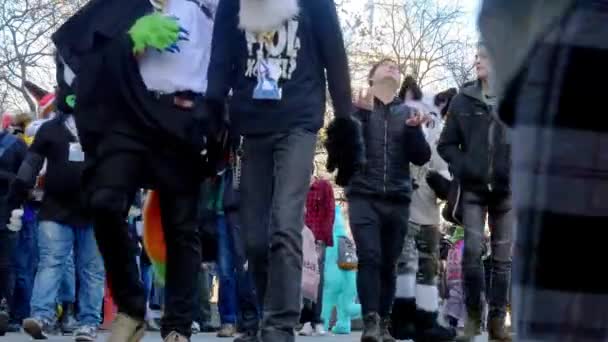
[361,336,380,342]
[23,320,48,340]
[75,335,96,342]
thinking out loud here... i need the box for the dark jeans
[217,215,237,325]
[224,209,260,332]
[240,129,316,342]
[194,266,212,326]
[348,195,409,317]
[8,205,38,323]
[0,229,17,308]
[90,152,202,338]
[462,191,513,320]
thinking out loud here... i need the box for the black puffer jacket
[347,98,431,201]
[437,80,511,194]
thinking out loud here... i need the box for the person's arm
[437,96,466,175]
[406,125,431,166]
[7,125,50,210]
[311,0,353,118]
[206,0,238,102]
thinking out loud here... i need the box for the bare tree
[346,0,467,88]
[444,40,476,87]
[0,0,85,113]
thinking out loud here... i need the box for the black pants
[462,191,513,320]
[89,151,201,338]
[348,195,409,317]
[0,228,16,309]
[239,129,316,342]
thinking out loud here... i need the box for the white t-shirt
[138,0,214,94]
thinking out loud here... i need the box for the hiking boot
[60,303,79,335]
[361,312,381,342]
[233,330,259,342]
[380,317,396,342]
[74,325,98,342]
[23,317,57,340]
[217,324,236,338]
[163,331,189,342]
[488,317,512,341]
[108,313,145,342]
[457,311,482,341]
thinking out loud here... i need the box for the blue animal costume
[321,205,361,334]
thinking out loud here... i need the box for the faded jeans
[240,129,317,342]
[30,221,105,326]
[462,191,514,320]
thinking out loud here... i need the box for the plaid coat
[481,1,608,341]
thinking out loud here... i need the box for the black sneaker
[74,325,98,342]
[60,303,79,335]
[234,330,259,342]
[0,309,8,336]
[23,317,57,340]
[361,312,381,342]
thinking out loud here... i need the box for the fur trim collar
[239,0,299,32]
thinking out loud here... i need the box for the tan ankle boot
[488,317,512,341]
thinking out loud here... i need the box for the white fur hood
[239,0,299,32]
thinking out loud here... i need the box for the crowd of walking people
[1,0,607,342]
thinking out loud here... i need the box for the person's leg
[58,251,77,334]
[0,228,17,335]
[414,224,455,340]
[240,135,274,315]
[10,206,37,324]
[225,209,259,334]
[261,129,316,342]
[487,193,514,338]
[461,191,488,336]
[377,202,408,342]
[216,215,238,333]
[390,222,419,340]
[348,196,382,340]
[25,221,74,337]
[73,224,105,328]
[158,190,201,338]
[89,152,147,340]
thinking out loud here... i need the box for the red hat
[2,114,13,130]
[24,81,55,118]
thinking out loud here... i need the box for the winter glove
[325,116,366,187]
[128,13,189,55]
[7,209,24,232]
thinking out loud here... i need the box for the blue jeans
[58,252,76,304]
[217,215,237,325]
[9,205,38,322]
[30,221,105,326]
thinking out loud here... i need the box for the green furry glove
[128,13,187,54]
[66,94,76,109]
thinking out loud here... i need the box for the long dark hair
[398,76,423,101]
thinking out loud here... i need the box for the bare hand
[406,111,431,127]
[353,88,374,111]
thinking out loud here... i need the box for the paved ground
[2,332,364,342]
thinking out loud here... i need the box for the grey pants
[462,191,513,320]
[239,128,317,342]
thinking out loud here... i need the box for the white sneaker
[191,322,200,335]
[314,324,327,336]
[298,323,314,336]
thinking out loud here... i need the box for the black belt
[151,91,203,109]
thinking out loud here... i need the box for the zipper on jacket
[487,116,495,192]
[383,115,388,194]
